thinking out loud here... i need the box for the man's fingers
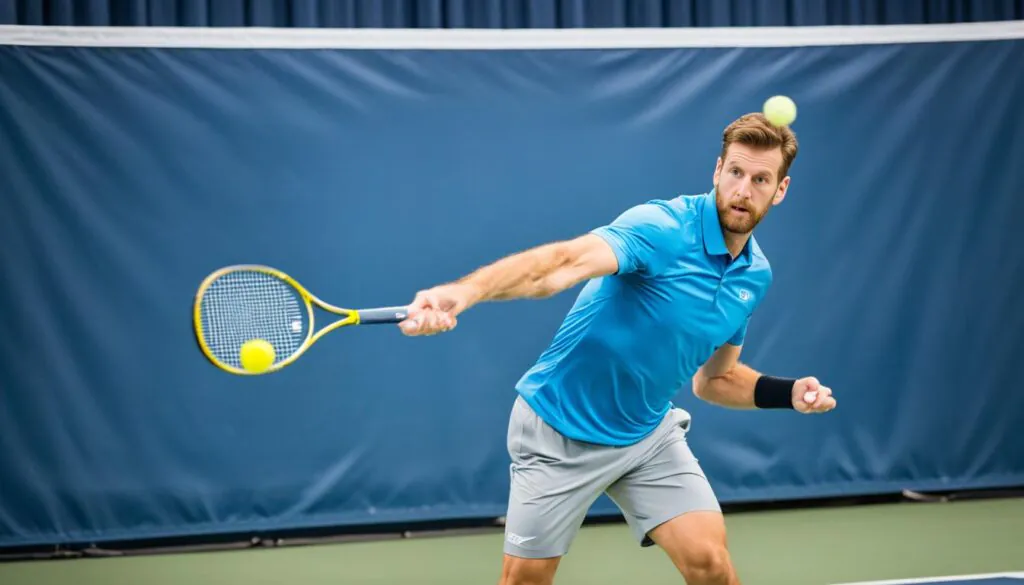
[399,306,431,335]
[815,396,837,412]
[796,382,835,413]
[411,312,436,335]
[401,290,440,336]
[399,313,424,335]
[425,311,445,332]
[815,386,833,409]
[398,308,457,336]
[810,387,836,413]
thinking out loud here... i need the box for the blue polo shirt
[514,190,772,446]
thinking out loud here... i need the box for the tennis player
[399,113,836,585]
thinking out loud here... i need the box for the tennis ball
[763,95,797,127]
[240,339,275,372]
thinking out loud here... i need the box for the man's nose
[734,178,753,198]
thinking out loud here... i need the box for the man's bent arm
[692,344,764,409]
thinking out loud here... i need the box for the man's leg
[499,396,612,585]
[605,407,740,584]
[647,510,739,585]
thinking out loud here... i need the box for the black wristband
[754,375,797,409]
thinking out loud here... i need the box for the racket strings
[199,271,308,368]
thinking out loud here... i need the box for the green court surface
[1,497,1021,585]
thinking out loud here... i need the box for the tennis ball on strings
[763,95,797,127]
[240,339,275,373]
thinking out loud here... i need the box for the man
[398,113,836,585]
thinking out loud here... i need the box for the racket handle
[358,306,410,324]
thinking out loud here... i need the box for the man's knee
[499,554,561,585]
[678,543,735,585]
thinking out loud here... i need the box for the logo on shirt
[738,289,752,302]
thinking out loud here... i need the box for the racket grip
[359,306,410,324]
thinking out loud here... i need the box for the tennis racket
[193,264,408,375]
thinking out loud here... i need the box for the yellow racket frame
[193,264,408,375]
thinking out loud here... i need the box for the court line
[1,21,1024,49]
[832,572,1024,585]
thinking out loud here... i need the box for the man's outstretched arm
[457,233,619,304]
[692,344,836,414]
[398,234,619,335]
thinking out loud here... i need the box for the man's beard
[716,191,769,235]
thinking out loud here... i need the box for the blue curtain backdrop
[1,0,1022,27]
[1,32,1023,547]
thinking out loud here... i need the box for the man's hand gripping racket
[397,283,476,336]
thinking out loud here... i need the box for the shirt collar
[701,189,729,257]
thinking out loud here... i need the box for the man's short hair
[720,113,799,180]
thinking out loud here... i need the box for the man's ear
[772,176,791,206]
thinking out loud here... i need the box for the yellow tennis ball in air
[763,95,797,127]
[240,339,275,372]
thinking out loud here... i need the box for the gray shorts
[503,396,720,558]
